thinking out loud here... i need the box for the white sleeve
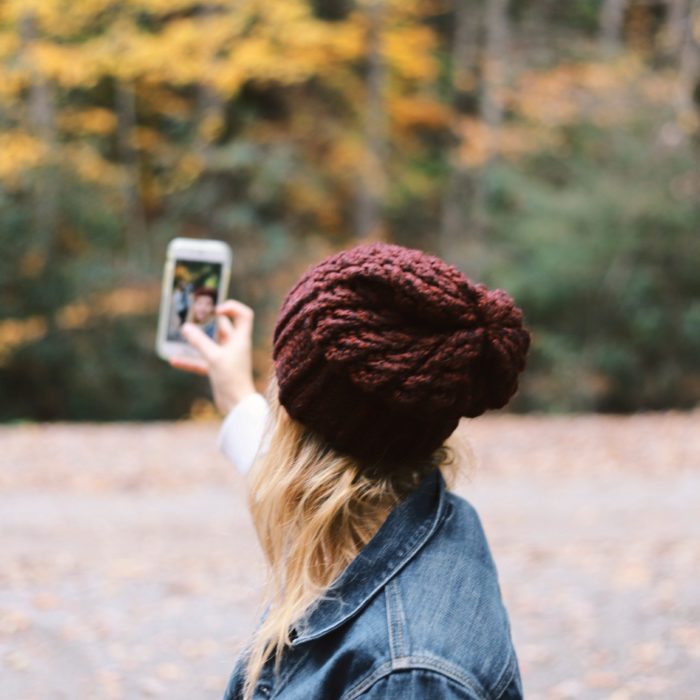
[217,392,272,475]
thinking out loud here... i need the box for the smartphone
[156,237,232,361]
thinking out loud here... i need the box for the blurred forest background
[0,0,699,422]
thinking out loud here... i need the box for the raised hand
[169,299,257,415]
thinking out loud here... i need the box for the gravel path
[1,412,698,699]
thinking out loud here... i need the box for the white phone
[156,237,233,361]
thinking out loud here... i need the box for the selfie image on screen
[167,259,222,342]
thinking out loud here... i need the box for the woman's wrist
[216,380,257,416]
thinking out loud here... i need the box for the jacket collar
[292,468,447,646]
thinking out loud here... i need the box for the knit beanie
[272,242,531,466]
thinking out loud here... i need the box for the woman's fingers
[216,313,236,343]
[181,322,219,361]
[216,299,254,337]
[169,356,209,376]
[216,299,253,316]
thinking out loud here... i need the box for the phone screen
[167,258,223,343]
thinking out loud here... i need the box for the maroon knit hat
[272,242,530,466]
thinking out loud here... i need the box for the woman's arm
[217,391,271,474]
[169,299,269,473]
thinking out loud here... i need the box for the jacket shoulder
[388,492,520,699]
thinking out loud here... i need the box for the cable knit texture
[272,242,531,466]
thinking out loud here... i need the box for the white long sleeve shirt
[216,392,272,474]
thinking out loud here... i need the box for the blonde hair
[241,372,471,699]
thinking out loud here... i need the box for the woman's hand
[169,299,257,416]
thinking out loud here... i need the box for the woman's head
[272,241,530,470]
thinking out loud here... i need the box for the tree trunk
[355,0,387,240]
[194,5,224,161]
[667,0,689,55]
[480,0,507,139]
[440,0,482,262]
[600,0,626,54]
[116,79,146,268]
[19,13,58,253]
[469,0,509,262]
[677,0,700,122]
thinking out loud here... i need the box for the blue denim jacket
[224,469,522,699]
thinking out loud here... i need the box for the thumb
[181,322,218,361]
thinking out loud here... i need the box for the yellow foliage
[0,30,19,60]
[325,138,364,174]
[390,96,450,131]
[0,132,46,186]
[456,119,496,168]
[448,55,687,165]
[138,88,192,118]
[132,126,163,153]
[319,20,365,61]
[3,0,671,225]
[384,25,439,81]
[0,0,435,115]
[29,41,102,87]
[285,179,342,231]
[0,316,47,364]
[0,284,160,364]
[0,129,122,190]
[205,1,364,95]
[61,144,122,187]
[5,0,197,36]
[56,302,91,330]
[57,286,160,325]
[511,56,654,128]
[196,114,224,145]
[100,286,159,315]
[0,69,26,99]
[124,0,220,15]
[456,117,562,168]
[58,108,117,136]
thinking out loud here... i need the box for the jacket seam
[341,661,392,700]
[491,646,518,699]
[341,655,488,700]
[385,579,407,660]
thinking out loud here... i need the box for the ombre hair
[241,371,472,699]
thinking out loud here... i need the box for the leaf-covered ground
[1,411,699,699]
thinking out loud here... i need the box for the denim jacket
[223,469,522,700]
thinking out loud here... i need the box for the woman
[172,242,530,700]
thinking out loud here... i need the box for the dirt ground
[1,411,699,699]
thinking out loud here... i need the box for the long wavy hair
[240,371,473,699]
